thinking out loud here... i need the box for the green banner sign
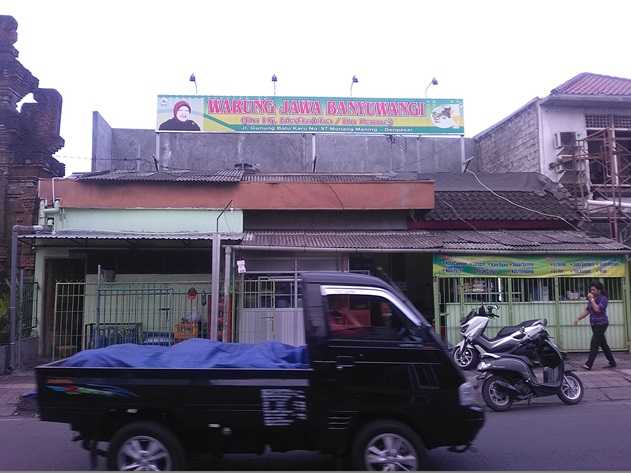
[433,255,626,278]
[157,95,464,135]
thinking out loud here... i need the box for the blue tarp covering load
[60,339,310,369]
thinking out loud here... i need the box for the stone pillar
[0,15,65,280]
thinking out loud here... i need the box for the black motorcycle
[476,330,583,411]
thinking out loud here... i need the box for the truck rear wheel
[351,419,426,471]
[107,421,186,471]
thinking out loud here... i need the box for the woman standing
[574,281,616,370]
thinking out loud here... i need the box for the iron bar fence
[52,280,222,360]
[437,276,627,351]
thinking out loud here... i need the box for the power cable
[464,169,583,232]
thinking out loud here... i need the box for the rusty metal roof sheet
[22,230,629,254]
[75,169,243,183]
[240,230,629,254]
[241,173,402,183]
[22,230,243,240]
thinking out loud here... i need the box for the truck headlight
[458,381,477,406]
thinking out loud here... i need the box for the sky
[5,0,631,176]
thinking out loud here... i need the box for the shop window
[558,278,622,302]
[510,278,554,302]
[439,278,459,304]
[462,278,503,303]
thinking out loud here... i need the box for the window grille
[585,114,612,128]
[613,115,631,129]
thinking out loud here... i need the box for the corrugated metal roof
[75,169,243,183]
[74,170,421,184]
[22,230,630,254]
[241,173,402,183]
[240,230,629,254]
[23,231,243,240]
[551,72,631,97]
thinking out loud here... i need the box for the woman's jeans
[586,323,616,367]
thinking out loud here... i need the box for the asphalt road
[1,399,630,470]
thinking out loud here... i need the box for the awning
[237,230,630,254]
[20,230,244,248]
[20,229,630,254]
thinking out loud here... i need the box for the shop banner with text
[433,255,626,278]
[156,95,464,134]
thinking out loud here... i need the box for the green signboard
[157,95,464,135]
[433,255,626,278]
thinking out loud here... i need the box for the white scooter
[452,304,547,370]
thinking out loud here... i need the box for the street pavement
[1,351,631,469]
[2,400,631,470]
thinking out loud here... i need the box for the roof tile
[551,72,631,96]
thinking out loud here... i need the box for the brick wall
[475,99,541,173]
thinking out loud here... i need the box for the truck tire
[107,421,186,471]
[351,419,426,471]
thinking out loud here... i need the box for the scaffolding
[555,127,631,244]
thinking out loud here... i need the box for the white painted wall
[539,104,587,181]
[52,208,243,233]
[539,104,631,182]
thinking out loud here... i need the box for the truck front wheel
[107,421,186,471]
[351,420,427,471]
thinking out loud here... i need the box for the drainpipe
[8,225,44,372]
[41,199,61,228]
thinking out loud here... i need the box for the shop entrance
[349,253,435,323]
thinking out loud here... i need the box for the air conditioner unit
[554,131,579,150]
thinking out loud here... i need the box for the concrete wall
[475,99,541,174]
[540,104,631,181]
[245,210,409,230]
[92,112,113,172]
[538,105,587,181]
[93,116,472,173]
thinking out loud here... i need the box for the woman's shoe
[582,363,592,370]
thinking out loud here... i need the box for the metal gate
[234,274,305,346]
[52,280,216,359]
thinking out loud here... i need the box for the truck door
[311,285,442,448]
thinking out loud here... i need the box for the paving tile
[582,389,610,402]
[601,386,631,401]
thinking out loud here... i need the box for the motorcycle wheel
[558,372,584,405]
[481,375,513,411]
[453,345,479,370]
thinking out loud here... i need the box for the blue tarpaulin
[60,339,310,369]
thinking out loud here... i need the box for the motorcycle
[476,330,584,411]
[452,304,547,370]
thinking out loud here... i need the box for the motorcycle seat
[495,319,540,338]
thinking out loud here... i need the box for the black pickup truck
[36,271,484,471]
